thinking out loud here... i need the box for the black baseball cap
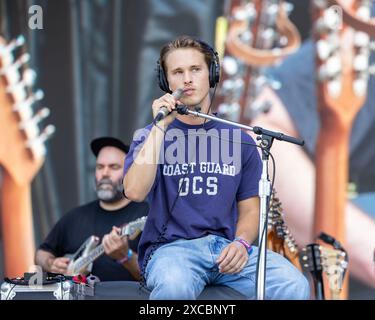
[90,137,130,157]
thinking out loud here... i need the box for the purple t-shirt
[124,118,262,270]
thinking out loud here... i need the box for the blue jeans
[145,234,310,300]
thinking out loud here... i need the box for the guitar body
[66,236,99,276]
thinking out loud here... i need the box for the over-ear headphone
[156,39,220,93]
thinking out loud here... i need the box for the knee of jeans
[149,267,198,299]
[298,274,311,300]
[279,268,311,300]
[148,265,193,289]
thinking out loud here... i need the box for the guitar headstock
[313,0,374,123]
[320,246,348,293]
[0,35,55,185]
[215,0,301,123]
[299,243,323,273]
[121,216,147,240]
[268,189,299,254]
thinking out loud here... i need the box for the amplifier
[1,280,73,300]
[1,272,97,300]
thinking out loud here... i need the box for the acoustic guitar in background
[214,0,301,124]
[0,35,55,277]
[312,0,374,299]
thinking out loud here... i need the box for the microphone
[154,88,184,123]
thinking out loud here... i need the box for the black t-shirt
[38,200,149,281]
[266,40,375,193]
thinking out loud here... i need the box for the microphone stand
[176,106,304,300]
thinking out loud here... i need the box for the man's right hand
[48,257,70,274]
[152,92,182,126]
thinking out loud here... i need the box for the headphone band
[157,38,220,93]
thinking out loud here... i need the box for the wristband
[234,237,253,255]
[116,249,133,264]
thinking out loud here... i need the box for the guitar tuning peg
[13,89,44,112]
[327,79,342,98]
[356,4,371,20]
[283,2,294,15]
[239,30,253,44]
[15,103,33,122]
[1,65,21,85]
[353,53,369,72]
[217,102,240,122]
[233,3,256,22]
[0,52,30,76]
[354,31,370,48]
[0,35,25,54]
[19,107,50,130]
[6,82,27,104]
[222,78,244,95]
[265,3,279,25]
[313,0,329,9]
[261,28,277,49]
[318,55,341,80]
[316,39,332,61]
[222,56,239,76]
[22,121,40,141]
[26,124,56,160]
[22,68,37,86]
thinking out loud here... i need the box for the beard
[95,177,124,203]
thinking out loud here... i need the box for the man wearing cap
[35,137,149,281]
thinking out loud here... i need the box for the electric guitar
[267,189,301,271]
[66,216,147,276]
[312,0,374,299]
[0,35,55,277]
[214,0,301,123]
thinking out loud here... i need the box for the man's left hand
[216,241,249,274]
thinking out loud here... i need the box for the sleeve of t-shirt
[38,217,67,257]
[124,126,151,176]
[123,125,161,191]
[236,135,262,202]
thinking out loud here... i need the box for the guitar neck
[313,121,350,246]
[0,170,36,278]
[75,230,130,271]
